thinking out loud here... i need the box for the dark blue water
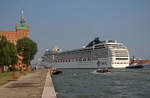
[52,65,150,98]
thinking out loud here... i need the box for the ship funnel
[86,37,102,47]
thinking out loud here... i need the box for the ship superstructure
[42,37,129,68]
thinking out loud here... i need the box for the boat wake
[91,70,99,74]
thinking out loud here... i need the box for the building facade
[0,10,29,45]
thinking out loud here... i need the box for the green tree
[0,36,18,72]
[16,37,37,67]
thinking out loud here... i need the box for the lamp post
[52,55,55,68]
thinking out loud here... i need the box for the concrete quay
[0,69,57,98]
[42,70,57,98]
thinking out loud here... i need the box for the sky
[0,0,150,59]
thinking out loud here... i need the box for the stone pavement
[0,69,48,98]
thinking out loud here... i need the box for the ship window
[116,58,128,60]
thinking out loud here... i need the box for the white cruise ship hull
[53,60,109,69]
[53,60,129,69]
[42,37,130,69]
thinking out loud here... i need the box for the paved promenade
[0,69,52,98]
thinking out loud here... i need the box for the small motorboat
[126,56,144,69]
[96,60,111,73]
[96,69,111,73]
[52,69,62,75]
[126,63,144,69]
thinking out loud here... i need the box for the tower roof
[20,10,25,24]
[16,10,28,30]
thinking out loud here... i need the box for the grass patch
[0,71,34,86]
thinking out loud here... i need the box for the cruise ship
[42,37,130,68]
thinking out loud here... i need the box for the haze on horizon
[0,0,150,59]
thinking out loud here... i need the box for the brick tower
[0,10,29,45]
